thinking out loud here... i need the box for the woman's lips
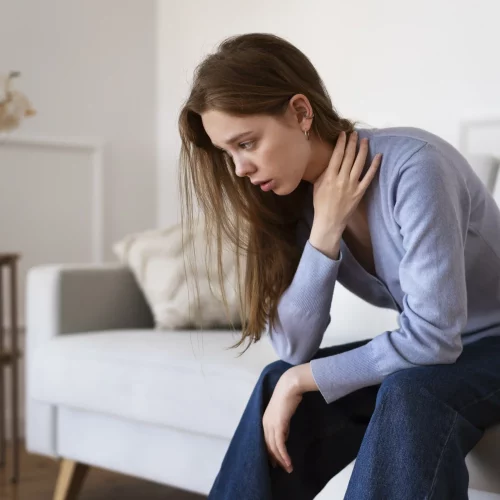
[260,179,275,192]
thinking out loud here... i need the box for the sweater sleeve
[310,145,471,404]
[267,240,344,365]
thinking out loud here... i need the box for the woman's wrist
[284,363,319,394]
[309,221,345,257]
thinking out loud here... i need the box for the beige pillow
[112,220,244,330]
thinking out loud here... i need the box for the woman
[177,33,500,499]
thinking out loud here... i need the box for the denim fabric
[208,336,500,500]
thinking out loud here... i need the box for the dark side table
[0,253,21,483]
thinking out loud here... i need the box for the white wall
[0,0,157,438]
[157,0,500,338]
[1,0,158,264]
[157,0,500,224]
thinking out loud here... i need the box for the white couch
[25,154,500,499]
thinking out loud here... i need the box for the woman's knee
[376,367,457,417]
[377,370,422,405]
[258,359,293,390]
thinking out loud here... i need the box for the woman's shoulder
[358,125,431,158]
[357,125,461,156]
[356,125,441,143]
[356,125,464,181]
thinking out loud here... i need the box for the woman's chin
[276,180,301,196]
[272,184,288,196]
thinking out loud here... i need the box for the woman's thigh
[378,335,500,430]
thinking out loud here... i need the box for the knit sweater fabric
[267,126,500,404]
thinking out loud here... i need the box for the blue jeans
[208,336,500,499]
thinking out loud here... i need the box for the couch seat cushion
[31,328,500,488]
[31,330,279,440]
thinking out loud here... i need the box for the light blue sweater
[268,126,500,404]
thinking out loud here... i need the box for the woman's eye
[239,141,254,150]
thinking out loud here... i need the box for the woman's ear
[288,94,313,126]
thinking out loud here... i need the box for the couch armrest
[25,263,154,458]
[26,263,154,345]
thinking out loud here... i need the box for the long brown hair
[178,33,357,354]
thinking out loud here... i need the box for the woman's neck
[302,135,336,184]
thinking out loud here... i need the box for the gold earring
[304,111,314,139]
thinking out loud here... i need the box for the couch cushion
[31,329,500,489]
[31,329,280,440]
[112,220,245,330]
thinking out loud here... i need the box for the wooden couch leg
[53,459,90,500]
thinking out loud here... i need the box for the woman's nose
[234,157,254,178]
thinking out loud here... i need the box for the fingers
[275,428,293,473]
[350,137,370,182]
[269,429,289,472]
[328,130,347,174]
[264,424,293,473]
[264,424,280,469]
[347,135,382,193]
[339,130,359,177]
[358,154,382,193]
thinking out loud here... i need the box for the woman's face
[201,101,312,196]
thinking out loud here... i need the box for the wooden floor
[0,441,207,500]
